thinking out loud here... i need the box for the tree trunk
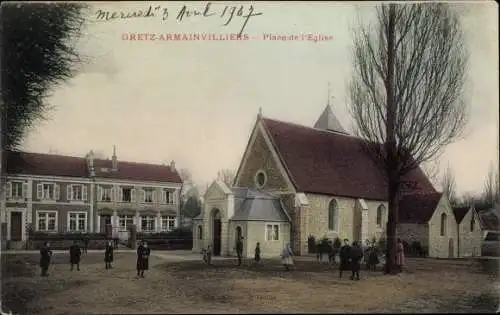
[384,3,397,275]
[385,173,400,274]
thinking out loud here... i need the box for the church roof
[313,105,348,134]
[261,117,436,201]
[398,193,443,224]
[452,205,472,224]
[231,189,290,222]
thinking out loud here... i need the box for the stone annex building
[192,106,483,259]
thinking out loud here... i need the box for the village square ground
[1,250,499,314]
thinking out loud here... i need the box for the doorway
[100,215,112,233]
[212,209,222,256]
[448,238,454,258]
[10,212,23,241]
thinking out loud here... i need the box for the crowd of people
[38,239,151,278]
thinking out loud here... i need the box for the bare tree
[217,169,236,187]
[349,4,468,273]
[441,163,457,205]
[483,162,498,205]
[421,160,440,190]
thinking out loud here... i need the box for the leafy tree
[349,4,468,273]
[1,3,89,149]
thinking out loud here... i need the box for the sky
[21,1,499,196]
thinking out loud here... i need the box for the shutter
[82,185,88,201]
[152,191,157,203]
[98,186,103,201]
[110,187,115,201]
[55,184,60,200]
[67,185,73,201]
[131,188,137,202]
[23,183,28,198]
[140,189,146,203]
[162,190,167,204]
[118,188,123,202]
[173,190,177,204]
[37,184,43,199]
[6,182,11,198]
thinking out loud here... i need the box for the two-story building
[2,148,182,246]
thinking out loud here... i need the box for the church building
[193,104,457,258]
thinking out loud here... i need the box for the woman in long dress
[395,238,405,273]
[281,243,294,271]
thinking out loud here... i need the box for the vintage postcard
[0,1,498,314]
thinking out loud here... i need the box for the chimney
[112,145,118,171]
[170,160,176,170]
[87,150,95,177]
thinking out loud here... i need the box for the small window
[144,190,154,203]
[328,199,339,231]
[122,188,132,202]
[265,224,279,241]
[101,187,112,202]
[376,205,385,227]
[118,215,134,231]
[37,211,57,232]
[141,216,156,232]
[161,216,176,231]
[11,182,24,198]
[68,212,87,232]
[255,171,267,188]
[198,225,203,240]
[470,215,475,232]
[440,213,447,236]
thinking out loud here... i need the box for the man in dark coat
[136,240,151,278]
[69,240,82,271]
[235,237,244,266]
[350,241,364,280]
[254,242,261,265]
[105,240,114,269]
[40,241,53,277]
[338,238,351,278]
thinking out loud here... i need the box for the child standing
[254,242,261,265]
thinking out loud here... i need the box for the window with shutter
[131,188,137,203]
[82,185,88,200]
[55,184,60,200]
[6,182,11,198]
[67,186,73,201]
[173,190,177,204]
[23,183,28,198]
[37,184,43,199]
[162,190,167,204]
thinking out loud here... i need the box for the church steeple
[313,83,348,134]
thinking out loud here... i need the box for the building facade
[227,106,451,257]
[2,148,182,245]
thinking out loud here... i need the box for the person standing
[396,238,405,273]
[235,236,244,266]
[69,240,82,271]
[83,234,90,255]
[367,242,380,272]
[254,242,261,265]
[40,241,53,277]
[350,241,364,280]
[281,243,294,271]
[105,240,114,269]
[136,240,151,278]
[338,238,351,278]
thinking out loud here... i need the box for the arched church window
[376,205,385,227]
[470,214,475,232]
[198,225,203,240]
[328,199,339,231]
[440,213,447,236]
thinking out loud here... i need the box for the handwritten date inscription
[95,3,263,36]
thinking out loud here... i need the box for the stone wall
[457,210,483,257]
[397,223,429,247]
[428,196,458,258]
